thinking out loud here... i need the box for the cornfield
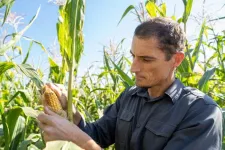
[0,0,225,149]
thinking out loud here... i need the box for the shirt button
[136,123,141,128]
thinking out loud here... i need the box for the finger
[38,121,47,130]
[41,94,47,106]
[42,128,52,142]
[44,106,60,117]
[46,83,62,98]
[46,83,65,104]
[47,84,68,109]
[37,112,52,125]
[59,93,67,110]
[46,83,68,110]
[43,133,51,142]
[54,83,65,91]
[53,84,68,108]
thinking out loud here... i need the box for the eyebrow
[130,50,157,60]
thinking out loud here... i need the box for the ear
[173,52,185,67]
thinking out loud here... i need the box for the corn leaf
[154,3,166,17]
[44,141,81,150]
[22,41,33,64]
[182,0,193,23]
[0,62,15,76]
[16,64,43,89]
[0,7,40,55]
[146,2,157,17]
[48,57,65,84]
[6,108,25,150]
[0,0,14,8]
[57,0,85,68]
[9,116,25,150]
[198,67,216,92]
[161,3,167,16]
[1,0,15,26]
[22,36,47,53]
[21,107,40,119]
[104,50,116,86]
[0,125,3,136]
[177,57,192,73]
[117,5,135,25]
[209,16,225,22]
[1,113,10,150]
[123,56,132,66]
[108,56,134,86]
[191,19,206,70]
[8,90,33,105]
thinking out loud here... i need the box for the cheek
[145,67,159,79]
[145,63,169,79]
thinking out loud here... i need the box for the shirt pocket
[142,119,176,150]
[115,109,134,150]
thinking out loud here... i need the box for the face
[130,36,183,88]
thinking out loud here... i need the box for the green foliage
[0,0,225,149]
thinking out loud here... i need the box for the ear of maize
[42,86,67,118]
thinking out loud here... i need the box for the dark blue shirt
[79,79,222,150]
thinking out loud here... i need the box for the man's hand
[44,83,82,125]
[37,106,101,150]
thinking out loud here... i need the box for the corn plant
[0,0,224,149]
[55,0,85,122]
[0,3,48,149]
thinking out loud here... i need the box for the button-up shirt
[78,79,222,150]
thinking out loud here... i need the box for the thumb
[44,106,59,117]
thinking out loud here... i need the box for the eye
[142,58,153,62]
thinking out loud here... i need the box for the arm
[46,83,125,148]
[78,92,125,148]
[164,102,222,150]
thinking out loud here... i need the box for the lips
[135,76,144,80]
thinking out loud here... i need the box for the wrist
[70,127,101,150]
[82,139,101,150]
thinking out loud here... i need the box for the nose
[131,58,141,73]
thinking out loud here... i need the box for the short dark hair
[134,17,186,60]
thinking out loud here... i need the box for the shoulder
[180,87,222,117]
[178,87,222,129]
[182,86,219,106]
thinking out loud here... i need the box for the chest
[115,96,189,150]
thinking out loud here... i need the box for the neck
[148,77,175,98]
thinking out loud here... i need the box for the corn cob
[42,86,67,118]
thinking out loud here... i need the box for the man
[38,17,222,150]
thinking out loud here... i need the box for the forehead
[131,36,165,56]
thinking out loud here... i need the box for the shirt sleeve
[163,101,223,150]
[77,90,126,148]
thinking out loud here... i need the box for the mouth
[135,76,144,80]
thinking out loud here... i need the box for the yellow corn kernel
[42,86,62,112]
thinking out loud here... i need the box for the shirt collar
[165,79,184,103]
[131,79,184,103]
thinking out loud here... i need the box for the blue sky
[7,0,225,78]
[10,0,142,77]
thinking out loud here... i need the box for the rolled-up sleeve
[78,91,125,148]
[164,102,223,150]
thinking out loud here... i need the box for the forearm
[70,127,101,150]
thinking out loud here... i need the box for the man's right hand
[44,83,82,125]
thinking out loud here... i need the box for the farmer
[37,17,222,150]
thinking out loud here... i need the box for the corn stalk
[57,0,85,122]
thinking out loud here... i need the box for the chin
[135,82,151,88]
